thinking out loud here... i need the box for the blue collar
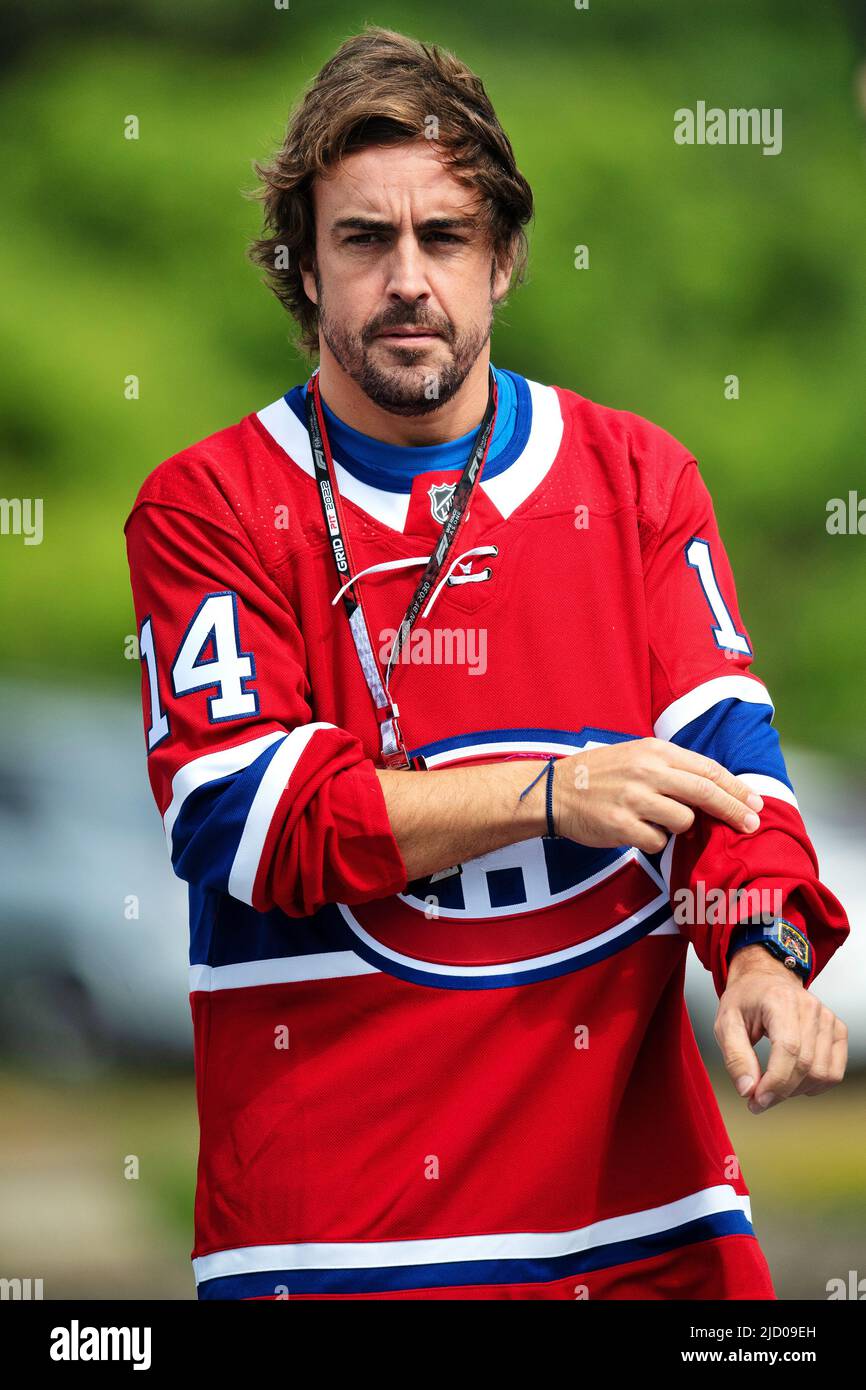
[285,365,530,494]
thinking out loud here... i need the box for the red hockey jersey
[124,369,848,1300]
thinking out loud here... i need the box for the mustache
[364,312,454,341]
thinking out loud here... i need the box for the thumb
[716,1005,762,1099]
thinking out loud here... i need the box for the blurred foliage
[0,0,864,759]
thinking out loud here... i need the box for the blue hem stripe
[196,1209,755,1298]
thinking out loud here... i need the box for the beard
[315,270,494,417]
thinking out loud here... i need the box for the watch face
[777,919,810,966]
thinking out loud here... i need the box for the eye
[345,233,384,245]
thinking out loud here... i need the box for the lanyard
[306,365,498,769]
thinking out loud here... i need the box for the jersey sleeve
[643,456,849,996]
[124,498,408,918]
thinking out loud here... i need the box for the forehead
[313,139,479,222]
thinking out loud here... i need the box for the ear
[299,257,319,306]
[491,242,518,305]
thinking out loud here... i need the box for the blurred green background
[0,0,863,1300]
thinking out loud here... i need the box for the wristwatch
[727,917,813,983]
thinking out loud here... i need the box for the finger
[591,805,664,853]
[831,1026,848,1082]
[655,743,764,813]
[714,1004,761,1100]
[751,998,818,1110]
[659,767,762,834]
[627,792,696,838]
[789,1009,836,1096]
[615,816,671,855]
[798,1016,848,1096]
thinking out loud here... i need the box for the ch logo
[428,482,456,523]
[335,729,675,990]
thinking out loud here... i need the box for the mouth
[375,328,442,344]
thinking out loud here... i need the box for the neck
[314,343,492,446]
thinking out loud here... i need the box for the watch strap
[727,917,813,982]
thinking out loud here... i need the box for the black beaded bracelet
[518,756,558,839]
[545,757,557,839]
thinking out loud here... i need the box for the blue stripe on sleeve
[170,736,287,892]
[670,698,792,789]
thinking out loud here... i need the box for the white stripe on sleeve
[654,675,773,742]
[738,772,799,810]
[228,722,336,906]
[163,731,286,853]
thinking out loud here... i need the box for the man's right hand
[553,738,764,855]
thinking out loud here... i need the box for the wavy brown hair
[247,26,534,356]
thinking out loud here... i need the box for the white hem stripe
[192,1184,752,1283]
[190,952,380,992]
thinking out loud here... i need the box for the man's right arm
[378,740,764,881]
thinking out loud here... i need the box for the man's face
[301,139,514,416]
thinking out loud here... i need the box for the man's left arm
[642,452,850,1112]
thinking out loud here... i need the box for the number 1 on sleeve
[685,537,752,655]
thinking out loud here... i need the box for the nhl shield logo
[428,482,456,523]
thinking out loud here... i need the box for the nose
[383,231,433,307]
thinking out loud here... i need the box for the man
[125,27,849,1300]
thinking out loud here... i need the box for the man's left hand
[714,945,848,1113]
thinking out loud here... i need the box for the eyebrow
[331,215,478,235]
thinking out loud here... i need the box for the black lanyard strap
[382,368,497,682]
[306,365,498,767]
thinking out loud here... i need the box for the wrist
[726,942,804,987]
[503,760,550,839]
[726,943,778,978]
